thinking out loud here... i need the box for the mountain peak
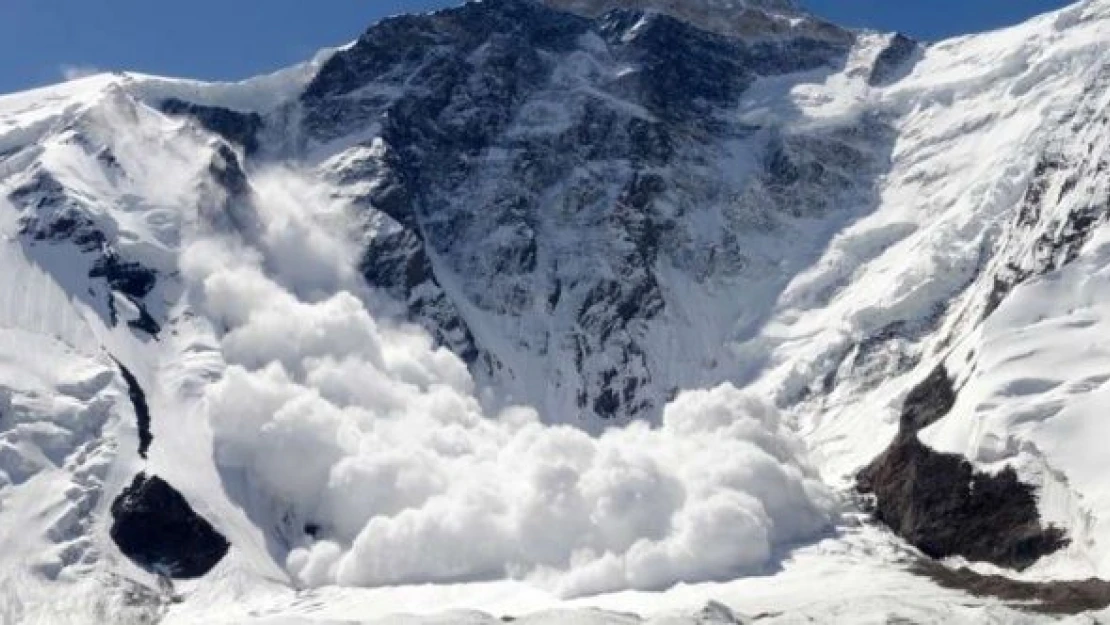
[539,0,849,42]
[541,0,802,16]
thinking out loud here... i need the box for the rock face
[858,366,1068,569]
[160,98,264,155]
[539,0,852,43]
[5,0,1110,608]
[110,474,229,579]
[867,33,920,86]
[298,0,871,425]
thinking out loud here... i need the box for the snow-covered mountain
[3,0,1110,622]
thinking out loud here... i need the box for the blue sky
[0,0,1072,94]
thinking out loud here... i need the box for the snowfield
[3,0,1110,623]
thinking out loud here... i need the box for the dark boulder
[110,473,229,579]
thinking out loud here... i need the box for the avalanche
[3,0,1110,623]
[188,168,835,595]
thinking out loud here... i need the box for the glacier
[2,0,1110,623]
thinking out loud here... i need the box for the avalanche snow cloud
[11,0,1110,622]
[189,169,835,596]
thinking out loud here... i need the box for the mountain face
[298,0,867,427]
[538,0,850,41]
[3,0,1110,623]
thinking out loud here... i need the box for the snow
[746,0,1110,481]
[922,224,1110,579]
[161,522,1093,625]
[177,168,835,596]
[2,0,1110,623]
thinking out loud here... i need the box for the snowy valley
[2,0,1110,622]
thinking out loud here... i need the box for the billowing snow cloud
[184,169,836,597]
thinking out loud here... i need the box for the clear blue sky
[0,0,1073,95]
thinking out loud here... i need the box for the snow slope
[2,0,1110,623]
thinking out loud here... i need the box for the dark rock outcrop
[110,474,229,579]
[11,171,108,252]
[858,365,1067,569]
[89,253,162,336]
[89,254,157,301]
[541,0,853,44]
[208,144,252,198]
[868,33,919,86]
[12,171,163,336]
[303,0,868,423]
[160,98,264,155]
[915,560,1110,615]
[114,362,152,459]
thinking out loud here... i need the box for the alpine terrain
[2,0,1110,622]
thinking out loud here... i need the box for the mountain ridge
[2,0,1110,623]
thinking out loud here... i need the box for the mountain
[2,0,1110,622]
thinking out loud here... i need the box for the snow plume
[60,64,103,81]
[182,168,836,597]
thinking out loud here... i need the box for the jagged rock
[160,98,264,155]
[110,474,229,579]
[868,33,919,86]
[8,169,67,210]
[208,144,251,198]
[89,253,161,335]
[541,0,852,43]
[114,361,152,459]
[897,364,956,432]
[11,171,108,252]
[307,0,866,422]
[858,366,1067,569]
[89,254,157,300]
[125,307,162,336]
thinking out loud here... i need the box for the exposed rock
[697,600,748,623]
[982,86,1110,319]
[160,98,264,155]
[114,361,152,459]
[858,365,1067,569]
[89,254,157,300]
[914,560,1110,615]
[8,169,67,210]
[90,253,161,335]
[306,0,868,423]
[125,307,162,336]
[868,33,920,86]
[11,171,108,252]
[110,474,229,579]
[208,144,251,198]
[541,0,853,44]
[896,364,956,432]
